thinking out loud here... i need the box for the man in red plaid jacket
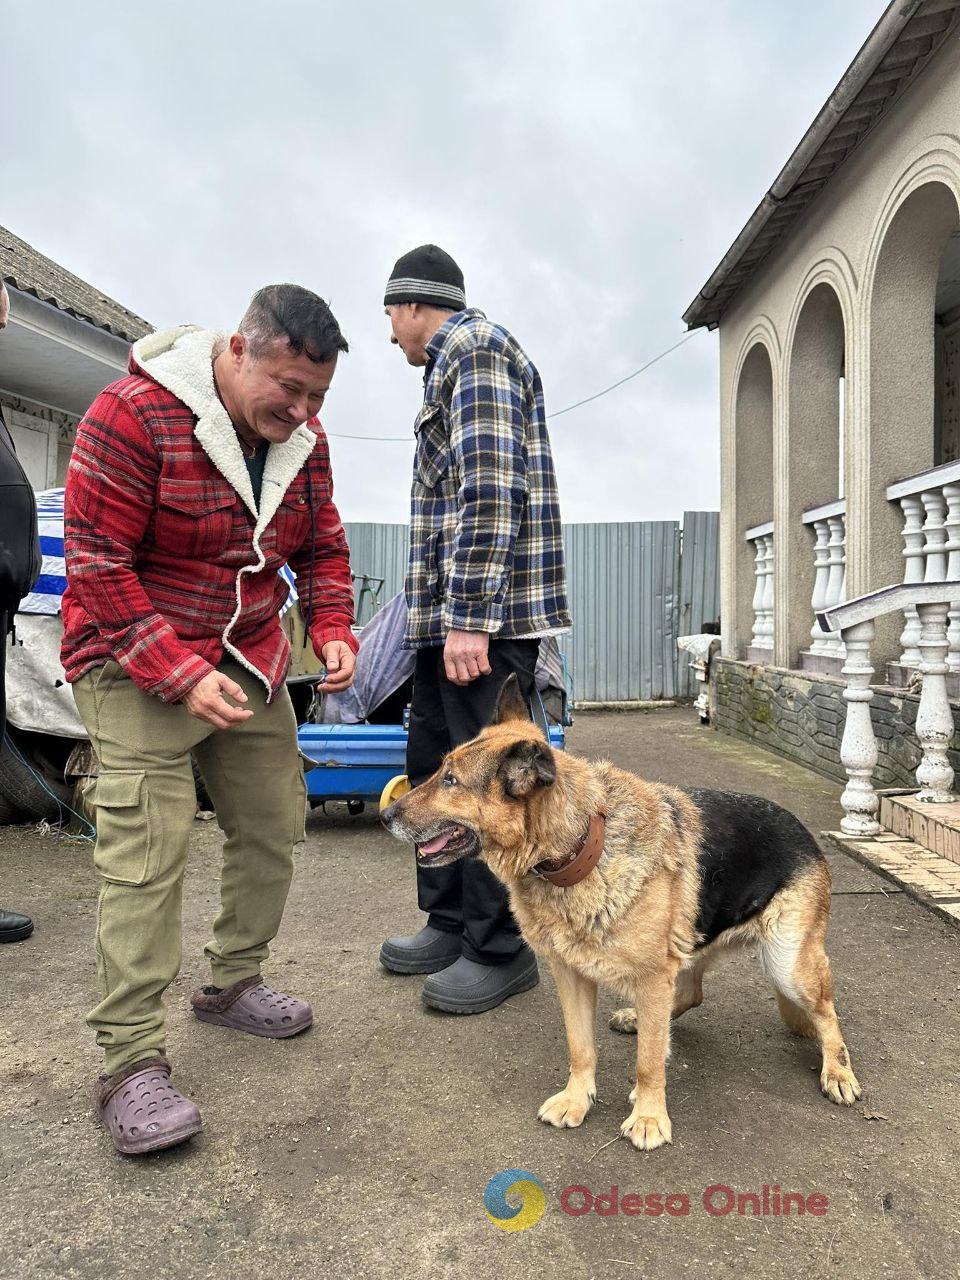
[62,284,358,1156]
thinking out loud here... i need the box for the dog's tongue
[417,830,456,856]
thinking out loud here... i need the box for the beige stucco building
[684,0,960,790]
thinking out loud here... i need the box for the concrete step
[878,790,960,866]
[824,826,960,930]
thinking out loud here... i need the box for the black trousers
[406,637,540,965]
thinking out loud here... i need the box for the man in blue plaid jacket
[379,245,571,1014]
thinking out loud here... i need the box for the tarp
[6,614,87,738]
[18,488,67,615]
[323,593,567,724]
[677,633,721,664]
[321,592,412,723]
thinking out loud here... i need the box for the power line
[325,431,413,441]
[323,328,700,441]
[548,331,699,418]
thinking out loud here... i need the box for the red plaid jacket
[61,331,358,703]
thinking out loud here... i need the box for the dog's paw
[620,1105,672,1151]
[820,1062,862,1106]
[609,1007,637,1034]
[537,1087,595,1129]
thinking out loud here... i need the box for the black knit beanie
[383,244,466,310]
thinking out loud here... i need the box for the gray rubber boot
[421,949,539,1014]
[379,925,462,975]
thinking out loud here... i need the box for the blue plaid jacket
[403,308,571,648]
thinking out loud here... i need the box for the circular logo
[483,1168,546,1232]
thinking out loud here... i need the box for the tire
[0,729,73,822]
[0,788,25,826]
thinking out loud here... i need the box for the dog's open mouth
[415,824,478,865]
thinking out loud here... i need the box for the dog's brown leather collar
[530,809,607,888]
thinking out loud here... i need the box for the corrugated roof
[683,0,960,330]
[0,224,151,343]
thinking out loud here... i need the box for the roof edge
[0,224,151,344]
[682,0,951,330]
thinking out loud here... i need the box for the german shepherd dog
[382,676,862,1151]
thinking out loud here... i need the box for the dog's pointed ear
[493,673,532,726]
[498,739,556,798]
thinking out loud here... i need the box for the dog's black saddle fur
[683,789,823,946]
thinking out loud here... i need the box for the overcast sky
[3,0,888,524]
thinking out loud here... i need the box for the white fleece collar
[131,325,316,530]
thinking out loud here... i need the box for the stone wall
[712,656,960,789]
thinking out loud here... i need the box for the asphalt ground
[0,707,958,1279]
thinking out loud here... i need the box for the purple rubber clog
[96,1057,202,1156]
[191,974,313,1038]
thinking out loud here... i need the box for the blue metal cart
[297,720,566,813]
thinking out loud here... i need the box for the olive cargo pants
[73,659,307,1075]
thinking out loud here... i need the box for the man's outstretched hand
[321,640,357,693]
[183,671,255,730]
[444,629,492,686]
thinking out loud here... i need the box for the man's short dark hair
[239,284,348,363]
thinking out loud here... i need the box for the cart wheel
[379,774,411,812]
[347,799,365,816]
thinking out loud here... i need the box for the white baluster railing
[915,600,957,802]
[898,493,925,667]
[836,619,879,835]
[808,517,832,654]
[944,483,960,674]
[802,500,846,661]
[820,581,960,833]
[922,488,948,582]
[887,462,960,674]
[760,531,775,646]
[745,521,774,657]
[826,515,847,653]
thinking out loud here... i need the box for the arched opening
[733,342,774,659]
[935,231,960,464]
[787,282,847,668]
[867,181,960,665]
